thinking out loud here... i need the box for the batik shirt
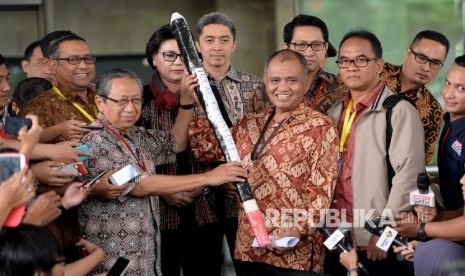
[189,102,339,272]
[196,66,263,218]
[380,62,443,164]
[137,71,218,229]
[78,114,176,276]
[19,83,97,143]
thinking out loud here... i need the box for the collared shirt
[19,83,97,142]
[137,71,218,229]
[78,113,176,276]
[438,113,465,210]
[190,102,339,272]
[307,69,348,113]
[332,82,384,225]
[201,66,263,218]
[380,62,443,164]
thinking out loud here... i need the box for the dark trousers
[160,221,223,276]
[235,260,321,276]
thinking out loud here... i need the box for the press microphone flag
[410,172,435,207]
[170,11,271,247]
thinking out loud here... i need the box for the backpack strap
[383,94,404,191]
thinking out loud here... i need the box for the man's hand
[90,170,127,199]
[162,192,195,208]
[393,240,417,261]
[394,212,421,239]
[30,161,75,186]
[414,206,438,222]
[18,115,42,156]
[22,190,62,226]
[204,162,246,186]
[223,182,238,199]
[57,120,90,141]
[0,169,35,210]
[367,235,388,261]
[61,182,91,209]
[45,141,89,163]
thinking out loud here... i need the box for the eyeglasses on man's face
[409,48,443,69]
[100,95,143,107]
[336,56,378,68]
[289,41,327,52]
[158,51,183,62]
[52,56,96,65]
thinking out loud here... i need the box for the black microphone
[364,217,408,248]
[409,172,435,207]
[321,225,368,275]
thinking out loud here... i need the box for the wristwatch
[417,223,428,241]
[179,103,195,110]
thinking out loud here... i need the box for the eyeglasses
[288,41,326,52]
[99,95,143,107]
[409,48,443,69]
[52,56,96,65]
[158,52,183,62]
[335,56,378,68]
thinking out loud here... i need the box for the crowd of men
[0,10,464,276]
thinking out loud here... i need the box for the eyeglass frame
[158,51,183,62]
[99,95,144,107]
[288,41,327,52]
[335,56,378,68]
[409,48,444,69]
[51,56,96,65]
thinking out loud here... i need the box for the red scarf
[149,71,179,110]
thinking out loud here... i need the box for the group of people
[0,9,463,276]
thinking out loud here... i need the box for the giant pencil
[171,12,271,247]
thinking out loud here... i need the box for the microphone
[321,224,368,275]
[409,172,435,207]
[364,217,408,248]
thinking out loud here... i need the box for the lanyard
[97,118,147,172]
[251,110,288,161]
[310,79,325,110]
[53,87,96,122]
[339,99,357,153]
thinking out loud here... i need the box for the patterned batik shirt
[137,72,219,229]
[189,102,339,272]
[19,83,97,143]
[380,62,443,164]
[78,114,176,276]
[198,66,264,218]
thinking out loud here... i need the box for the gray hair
[95,68,143,99]
[196,12,236,40]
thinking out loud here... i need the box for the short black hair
[12,77,52,110]
[196,12,236,40]
[47,34,87,59]
[145,24,175,69]
[339,28,383,59]
[23,40,41,61]
[40,30,77,58]
[454,55,465,68]
[264,49,309,75]
[411,30,450,56]
[0,54,6,67]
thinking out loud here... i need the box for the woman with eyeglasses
[138,24,223,276]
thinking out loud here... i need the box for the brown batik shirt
[380,62,443,164]
[189,102,339,272]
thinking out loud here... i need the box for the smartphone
[109,163,142,186]
[4,116,32,135]
[52,162,88,177]
[0,153,27,227]
[75,144,90,161]
[80,125,104,130]
[107,257,130,276]
[83,169,108,188]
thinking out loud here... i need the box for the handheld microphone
[364,217,408,248]
[409,172,435,207]
[321,224,368,275]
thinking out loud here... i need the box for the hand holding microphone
[410,172,435,208]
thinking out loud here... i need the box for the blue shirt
[438,113,465,210]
